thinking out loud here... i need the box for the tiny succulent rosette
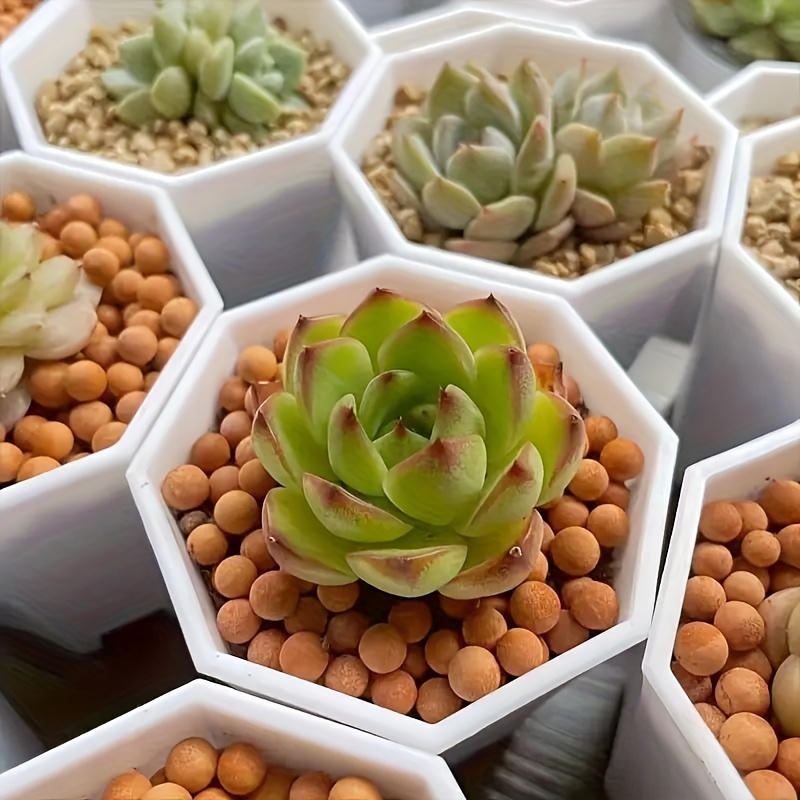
[761,587,800,735]
[691,0,800,62]
[251,288,586,600]
[102,0,310,136]
[0,221,100,429]
[381,59,689,266]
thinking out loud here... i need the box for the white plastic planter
[0,678,465,798]
[0,692,42,775]
[640,419,800,800]
[0,151,222,653]
[127,254,677,754]
[330,21,738,365]
[707,62,800,133]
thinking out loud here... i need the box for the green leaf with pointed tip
[421,176,481,230]
[444,238,518,263]
[347,528,468,598]
[358,370,435,439]
[642,109,684,165]
[234,36,266,75]
[198,36,235,101]
[513,115,554,196]
[101,69,146,101]
[228,73,283,124]
[440,512,541,599]
[512,217,576,265]
[118,34,160,83]
[252,391,336,490]
[575,93,627,138]
[734,0,777,24]
[378,310,477,392]
[302,474,412,543]
[340,288,427,369]
[524,390,586,506]
[296,338,374,445]
[552,63,586,130]
[327,394,387,496]
[193,0,232,40]
[464,196,537,242]
[374,422,429,469]
[283,314,345,395]
[691,0,745,35]
[426,63,479,121]
[729,27,784,60]
[445,145,513,206]
[443,295,525,353]
[254,69,285,95]
[430,385,485,440]
[592,135,658,193]
[383,436,486,526]
[481,126,516,160]
[555,123,602,179]
[265,487,356,584]
[471,344,535,463]
[432,115,474,170]
[511,59,551,133]
[576,67,625,106]
[391,133,440,192]
[153,6,187,67]
[268,38,308,94]
[150,65,193,119]
[572,188,617,228]
[222,107,265,137]
[181,27,212,78]
[193,90,221,128]
[612,180,670,222]
[229,0,268,47]
[114,89,160,127]
[535,153,577,232]
[464,66,522,143]
[402,403,437,439]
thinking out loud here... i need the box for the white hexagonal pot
[127,253,677,755]
[0,679,465,797]
[330,21,738,363]
[640,419,800,800]
[0,151,222,653]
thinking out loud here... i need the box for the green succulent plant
[251,288,587,599]
[691,0,800,61]
[383,60,686,265]
[101,0,309,135]
[0,221,100,428]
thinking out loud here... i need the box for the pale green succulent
[251,289,586,599]
[383,60,686,265]
[691,0,800,61]
[102,0,309,136]
[0,221,100,429]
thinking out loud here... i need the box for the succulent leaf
[227,73,282,124]
[445,145,513,206]
[432,115,474,167]
[772,654,800,737]
[444,238,519,263]
[198,35,235,100]
[182,27,212,77]
[463,196,537,242]
[229,0,267,46]
[115,89,161,126]
[534,153,577,232]
[421,177,482,229]
[193,0,233,40]
[572,188,617,228]
[267,38,307,93]
[101,69,148,101]
[374,421,429,469]
[119,34,160,82]
[443,295,526,353]
[574,93,627,139]
[153,5,188,66]
[513,217,576,265]
[151,65,194,118]
[358,369,436,439]
[392,134,440,192]
[430,385,486,440]
[426,63,479,121]
[464,67,522,144]
[0,350,25,395]
[283,314,345,395]
[513,115,555,195]
[593,135,659,193]
[612,180,670,222]
[510,60,551,132]
[233,36,266,74]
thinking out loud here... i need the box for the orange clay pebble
[370,669,418,714]
[162,464,210,510]
[237,345,278,384]
[760,480,800,526]
[386,599,432,643]
[69,401,114,443]
[528,550,549,582]
[359,624,407,674]
[0,443,24,482]
[567,579,619,631]
[284,596,328,635]
[584,415,618,454]
[116,391,147,424]
[213,489,259,534]
[153,337,179,371]
[776,738,800,790]
[102,770,152,800]
[65,194,102,227]
[510,581,561,634]
[329,777,382,800]
[142,785,191,800]
[546,495,589,532]
[127,308,161,336]
[83,334,119,369]
[238,459,274,501]
[597,481,631,510]
[217,743,268,795]
[41,206,70,237]
[134,236,170,275]
[249,571,300,621]
[462,605,507,649]
[326,610,370,654]
[439,596,479,619]
[190,432,231,474]
[545,610,590,655]
[28,362,70,408]
[91,421,128,452]
[448,645,501,702]
[691,542,734,581]
[96,306,122,334]
[587,504,630,547]
[698,501,742,543]
[568,459,610,502]
[186,523,229,566]
[771,563,800,591]
[550,526,600,576]
[107,362,144,397]
[778,524,800,568]
[117,325,159,367]
[671,662,712,703]
[216,599,261,645]
[12,414,45,450]
[213,555,258,599]
[82,247,120,286]
[64,359,107,402]
[164,737,217,793]
[247,628,287,670]
[598,438,644,483]
[424,629,463,675]
[416,677,462,723]
[402,643,428,680]
[97,218,128,238]
[219,376,248,411]
[694,703,727,737]
[209,466,240,504]
[733,557,771,591]
[138,275,179,311]
[17,456,60,481]
[714,667,770,716]
[734,500,770,536]
[714,600,765,651]
[289,772,333,800]
[317,582,360,613]
[240,529,276,572]
[194,791,232,800]
[744,771,796,800]
[2,191,35,222]
[741,529,782,567]
[219,410,252,448]
[719,712,778,772]
[496,627,545,676]
[234,436,256,466]
[674,621,729,676]
[324,653,370,697]
[160,297,197,338]
[682,576,726,621]
[30,421,73,461]
[59,220,97,258]
[723,649,773,683]
[279,631,329,680]
[723,571,766,606]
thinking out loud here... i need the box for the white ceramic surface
[127,253,677,754]
[641,419,800,800]
[0,693,41,776]
[0,679,465,797]
[330,21,737,365]
[0,151,222,653]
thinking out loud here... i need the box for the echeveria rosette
[251,289,586,600]
[0,221,101,430]
[386,60,686,265]
[102,0,309,137]
[691,0,800,62]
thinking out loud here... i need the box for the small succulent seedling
[383,59,688,264]
[691,0,800,61]
[0,221,100,429]
[251,289,586,599]
[102,0,309,136]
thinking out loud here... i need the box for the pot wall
[0,693,42,775]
